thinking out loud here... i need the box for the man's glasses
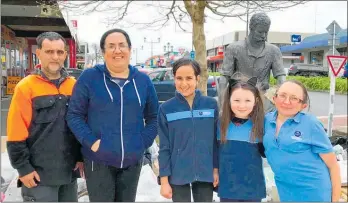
[275,93,303,104]
[105,43,129,52]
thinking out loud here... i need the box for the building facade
[280,29,347,72]
[1,0,75,97]
[206,31,315,72]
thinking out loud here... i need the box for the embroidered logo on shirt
[294,131,301,137]
[199,111,212,116]
[291,131,302,141]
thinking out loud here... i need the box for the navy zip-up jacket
[158,90,219,185]
[66,64,159,168]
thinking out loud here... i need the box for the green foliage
[208,72,221,76]
[208,72,347,93]
[280,76,347,94]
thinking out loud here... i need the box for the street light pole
[246,1,250,38]
[164,42,173,67]
[164,42,173,59]
[144,37,161,61]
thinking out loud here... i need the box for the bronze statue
[219,12,286,111]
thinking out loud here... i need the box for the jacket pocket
[171,149,182,172]
[22,195,35,202]
[32,96,59,123]
[95,133,121,162]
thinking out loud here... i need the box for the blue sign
[190,51,195,59]
[291,34,301,43]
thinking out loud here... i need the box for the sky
[61,1,348,64]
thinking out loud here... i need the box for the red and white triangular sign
[327,55,347,77]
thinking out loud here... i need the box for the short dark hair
[36,32,66,49]
[100,28,132,53]
[172,58,201,77]
[249,12,271,31]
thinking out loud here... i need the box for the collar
[245,39,267,58]
[270,110,304,124]
[175,89,202,104]
[34,67,69,83]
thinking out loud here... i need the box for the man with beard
[7,32,83,202]
[218,12,286,112]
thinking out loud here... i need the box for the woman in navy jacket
[158,58,219,202]
[66,29,159,202]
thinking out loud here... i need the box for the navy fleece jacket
[66,64,159,168]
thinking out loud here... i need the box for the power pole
[144,37,161,67]
[246,1,250,38]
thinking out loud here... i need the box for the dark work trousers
[220,198,262,202]
[171,181,213,202]
[21,180,78,202]
[83,158,142,202]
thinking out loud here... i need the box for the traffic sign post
[325,20,344,137]
[190,51,195,60]
[327,55,347,77]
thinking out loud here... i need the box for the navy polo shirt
[263,111,333,201]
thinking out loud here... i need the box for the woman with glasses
[66,29,159,202]
[263,80,341,202]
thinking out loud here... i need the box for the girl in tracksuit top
[217,77,266,202]
[158,58,219,202]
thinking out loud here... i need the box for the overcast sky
[62,1,347,64]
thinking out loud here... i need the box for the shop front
[1,0,75,97]
[207,46,224,72]
[1,25,29,96]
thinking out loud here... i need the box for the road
[1,91,347,136]
[307,91,347,117]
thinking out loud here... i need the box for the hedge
[208,72,348,93]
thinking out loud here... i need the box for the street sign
[71,20,78,28]
[328,38,340,46]
[190,51,195,59]
[178,47,186,55]
[327,55,347,77]
[325,20,342,138]
[326,20,342,35]
[291,34,301,43]
[6,76,21,95]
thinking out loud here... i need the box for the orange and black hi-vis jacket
[7,69,82,186]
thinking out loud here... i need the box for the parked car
[288,63,328,77]
[147,68,218,102]
[343,62,348,78]
[66,68,83,79]
[137,68,154,75]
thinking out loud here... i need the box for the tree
[90,43,103,66]
[57,0,305,95]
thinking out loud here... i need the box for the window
[163,71,174,81]
[148,71,164,82]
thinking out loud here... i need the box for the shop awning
[280,29,347,53]
[207,55,223,62]
[1,0,72,38]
